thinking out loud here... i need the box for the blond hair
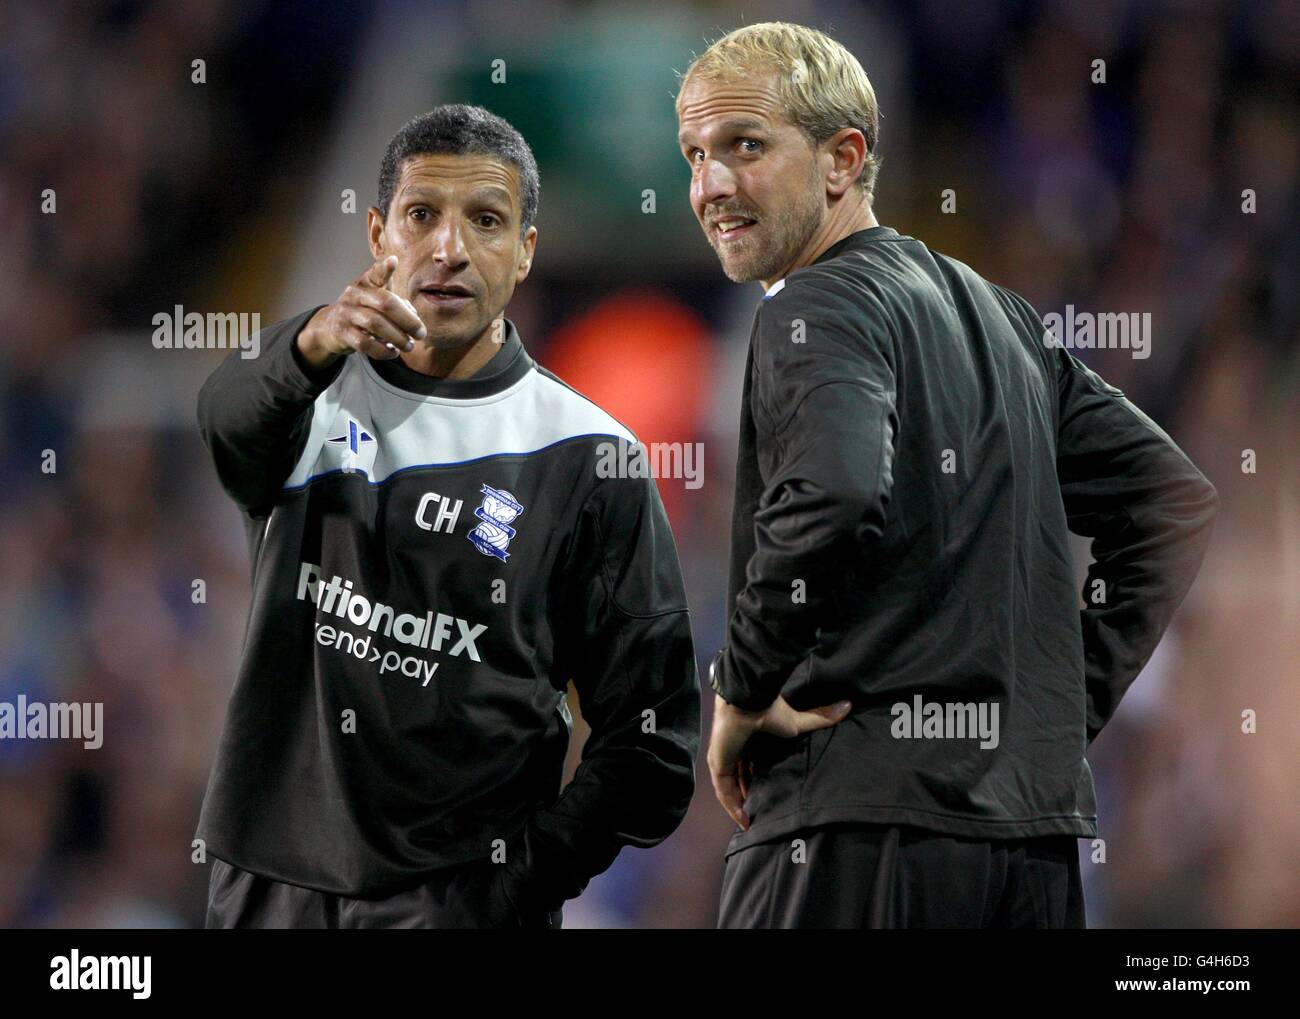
[677,22,882,204]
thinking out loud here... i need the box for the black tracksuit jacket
[711,226,1218,854]
[194,309,700,907]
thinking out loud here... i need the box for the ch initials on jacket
[415,492,463,533]
[415,485,525,563]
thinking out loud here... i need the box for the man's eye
[740,139,762,153]
[477,214,500,228]
[689,149,704,164]
[410,208,428,220]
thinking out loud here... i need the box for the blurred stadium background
[0,0,1296,928]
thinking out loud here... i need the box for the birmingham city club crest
[468,485,524,561]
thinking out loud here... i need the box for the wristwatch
[708,649,725,697]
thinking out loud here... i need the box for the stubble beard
[710,175,824,284]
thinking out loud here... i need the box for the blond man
[677,23,1217,928]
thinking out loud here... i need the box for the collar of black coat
[810,224,902,267]
[366,317,532,398]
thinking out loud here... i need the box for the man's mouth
[417,283,475,308]
[712,216,758,240]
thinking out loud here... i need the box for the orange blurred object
[542,291,715,526]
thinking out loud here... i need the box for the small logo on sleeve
[468,485,523,561]
[327,416,377,475]
[329,418,374,454]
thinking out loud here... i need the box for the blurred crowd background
[1,0,1296,928]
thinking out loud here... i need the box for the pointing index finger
[365,254,399,287]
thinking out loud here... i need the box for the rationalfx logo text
[1042,305,1151,359]
[890,695,1000,749]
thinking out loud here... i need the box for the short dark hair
[377,105,540,236]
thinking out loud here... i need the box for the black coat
[711,226,1218,854]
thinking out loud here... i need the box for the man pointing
[196,105,699,928]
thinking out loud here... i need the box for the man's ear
[515,225,538,285]
[824,128,867,198]
[367,207,386,259]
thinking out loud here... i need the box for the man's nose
[693,157,737,211]
[430,217,470,270]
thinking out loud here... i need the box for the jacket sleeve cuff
[709,648,778,712]
[501,823,569,914]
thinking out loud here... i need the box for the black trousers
[718,824,1086,929]
[205,857,562,929]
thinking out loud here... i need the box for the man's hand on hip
[707,692,851,831]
